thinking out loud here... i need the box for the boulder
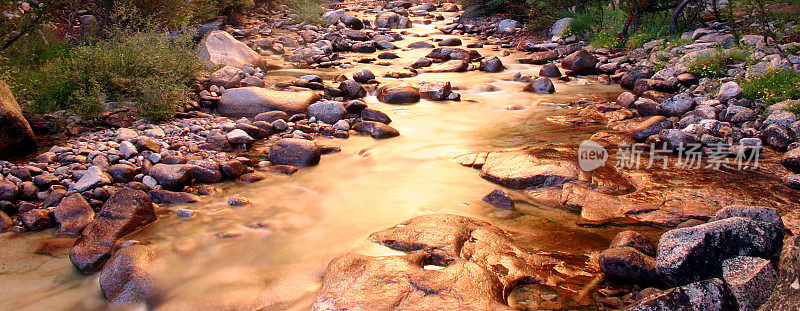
[197,30,263,68]
[599,247,658,284]
[268,138,321,166]
[148,164,192,191]
[759,236,800,310]
[361,108,391,124]
[0,79,36,158]
[375,12,409,29]
[549,17,574,38]
[338,80,366,99]
[218,87,320,117]
[523,78,555,94]
[377,83,420,104]
[782,147,800,173]
[99,245,154,304]
[480,151,578,189]
[209,65,243,88]
[314,253,511,310]
[308,101,347,124]
[148,190,200,204]
[438,37,462,46]
[717,81,742,103]
[73,166,112,192]
[479,56,504,73]
[621,67,655,90]
[70,188,157,273]
[722,256,777,311]
[632,116,673,141]
[539,63,562,78]
[656,214,783,286]
[352,69,375,83]
[561,50,598,75]
[20,209,52,231]
[419,82,452,101]
[226,129,254,145]
[519,50,558,64]
[426,60,469,72]
[628,278,736,311]
[659,93,694,117]
[0,180,18,201]
[353,121,400,139]
[609,230,656,256]
[53,193,95,236]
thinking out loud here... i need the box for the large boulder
[480,151,578,189]
[561,50,598,75]
[70,188,157,273]
[53,193,95,236]
[99,245,154,305]
[377,83,420,105]
[197,30,263,68]
[549,17,574,38]
[218,87,320,117]
[655,207,784,286]
[722,256,777,311]
[0,79,36,158]
[268,138,321,166]
[523,78,555,94]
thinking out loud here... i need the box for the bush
[285,0,325,25]
[687,49,751,78]
[10,31,203,121]
[740,68,800,107]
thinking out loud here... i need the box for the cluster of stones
[596,206,783,310]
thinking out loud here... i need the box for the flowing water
[0,13,665,311]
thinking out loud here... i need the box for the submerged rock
[70,188,157,274]
[377,83,420,104]
[314,253,511,310]
[99,245,154,305]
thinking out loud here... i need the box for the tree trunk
[670,0,695,36]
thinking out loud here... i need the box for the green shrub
[687,49,751,78]
[740,68,800,107]
[10,31,203,121]
[626,23,669,49]
[285,0,325,25]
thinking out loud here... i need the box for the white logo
[578,140,608,171]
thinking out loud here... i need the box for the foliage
[626,23,670,48]
[6,31,203,121]
[284,0,325,25]
[687,48,751,78]
[740,68,800,107]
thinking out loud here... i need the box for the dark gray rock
[722,256,777,311]
[628,278,736,311]
[655,216,783,286]
[479,56,504,73]
[148,164,192,191]
[539,63,562,78]
[353,121,400,139]
[352,69,375,83]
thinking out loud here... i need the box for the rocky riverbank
[1,0,800,309]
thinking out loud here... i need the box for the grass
[286,0,325,25]
[687,48,752,78]
[740,68,800,107]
